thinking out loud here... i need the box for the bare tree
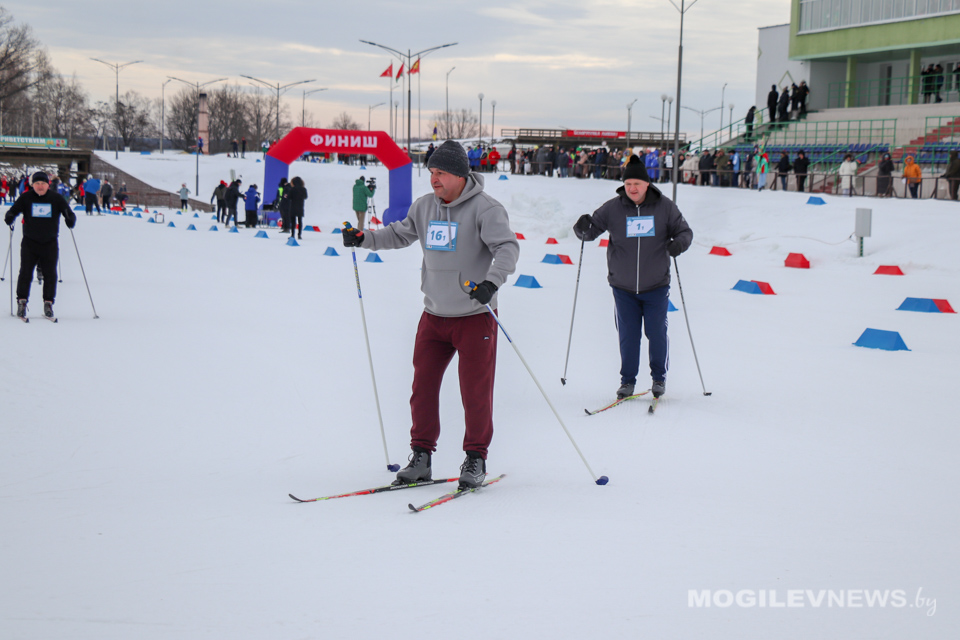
[114,89,153,149]
[207,84,246,153]
[435,108,480,140]
[166,87,199,150]
[329,111,362,131]
[245,86,274,146]
[0,7,47,105]
[89,101,113,150]
[33,69,89,139]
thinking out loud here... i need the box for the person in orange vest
[903,155,922,198]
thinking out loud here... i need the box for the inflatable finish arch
[263,127,412,224]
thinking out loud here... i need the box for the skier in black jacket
[224,180,242,228]
[572,155,693,400]
[4,172,76,320]
[286,176,308,239]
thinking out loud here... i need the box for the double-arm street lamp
[360,40,458,156]
[301,88,328,127]
[241,75,315,142]
[90,57,143,159]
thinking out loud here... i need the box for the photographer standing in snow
[4,172,76,320]
[341,140,519,490]
[573,154,692,400]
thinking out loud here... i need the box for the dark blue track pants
[612,285,669,385]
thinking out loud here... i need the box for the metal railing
[673,167,959,200]
[827,74,960,108]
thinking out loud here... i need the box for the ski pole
[560,238,585,385]
[466,280,608,486]
[6,224,12,316]
[1,225,10,281]
[672,256,711,396]
[343,222,399,473]
[68,228,99,319]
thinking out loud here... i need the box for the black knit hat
[31,171,49,184]
[427,140,470,178]
[621,155,650,182]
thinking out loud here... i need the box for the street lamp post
[241,75,315,142]
[90,57,143,159]
[478,93,484,146]
[728,103,735,141]
[681,104,721,151]
[626,99,638,149]
[161,78,172,154]
[660,94,668,144]
[168,76,227,195]
[491,100,497,146]
[301,88,328,127]
[667,0,702,201]
[368,102,385,131]
[666,96,674,145]
[360,40,458,155]
[445,66,455,137]
[720,82,727,133]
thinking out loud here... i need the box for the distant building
[757,0,960,111]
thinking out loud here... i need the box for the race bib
[626,216,655,238]
[426,220,458,251]
[32,203,53,219]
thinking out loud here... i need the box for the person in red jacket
[488,147,501,173]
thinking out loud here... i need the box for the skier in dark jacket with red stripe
[4,172,76,319]
[573,155,693,400]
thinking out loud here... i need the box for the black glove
[573,214,594,240]
[468,280,498,305]
[667,239,683,257]
[342,228,365,247]
[66,219,75,229]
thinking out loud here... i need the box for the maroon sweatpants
[410,310,498,459]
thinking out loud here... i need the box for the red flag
[395,63,404,80]
[379,63,393,78]
[409,58,420,74]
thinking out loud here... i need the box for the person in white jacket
[839,154,859,196]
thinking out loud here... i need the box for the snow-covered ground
[1,150,957,639]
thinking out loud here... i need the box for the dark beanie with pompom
[621,154,650,182]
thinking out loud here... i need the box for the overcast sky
[8,0,790,140]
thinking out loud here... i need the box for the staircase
[891,116,960,162]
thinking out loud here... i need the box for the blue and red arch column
[263,128,412,224]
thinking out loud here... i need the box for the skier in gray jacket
[574,154,693,400]
[343,140,519,489]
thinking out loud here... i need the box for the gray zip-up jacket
[578,183,693,294]
[363,172,520,317]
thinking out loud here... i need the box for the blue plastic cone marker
[254,230,269,238]
[324,246,340,256]
[514,274,542,288]
[365,252,383,263]
[193,213,199,218]
[186,224,197,230]
[541,254,562,264]
[332,228,342,234]
[167,222,175,228]
[732,279,763,294]
[135,213,142,218]
[897,297,940,313]
[132,207,143,212]
[147,217,155,223]
[286,237,299,246]
[73,205,84,211]
[211,215,217,220]
[806,196,826,205]
[853,328,910,351]
[229,227,239,233]
[668,300,678,312]
[499,175,508,180]
[209,225,218,231]
[360,165,367,170]
[269,220,277,227]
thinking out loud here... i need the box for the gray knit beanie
[426,140,470,178]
